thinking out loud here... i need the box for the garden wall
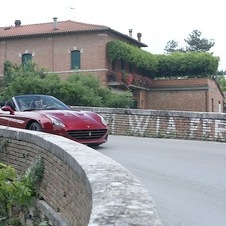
[0,126,162,226]
[73,107,226,142]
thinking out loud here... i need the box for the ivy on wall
[107,40,158,71]
[107,40,219,79]
[155,52,219,78]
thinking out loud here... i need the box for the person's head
[34,98,43,108]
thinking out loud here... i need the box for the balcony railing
[107,70,152,90]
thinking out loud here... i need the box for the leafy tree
[155,52,219,78]
[164,40,185,53]
[184,30,215,52]
[216,74,226,91]
[164,30,215,53]
[3,60,45,87]
[1,61,134,108]
[216,70,226,76]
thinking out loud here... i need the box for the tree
[184,30,215,52]
[1,61,134,108]
[216,73,226,91]
[164,40,185,53]
[155,52,219,78]
[165,30,215,54]
[3,60,45,87]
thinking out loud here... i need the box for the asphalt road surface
[96,135,226,226]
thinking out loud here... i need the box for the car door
[0,108,12,126]
[0,108,27,129]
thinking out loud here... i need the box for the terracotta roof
[0,20,147,47]
[0,20,109,38]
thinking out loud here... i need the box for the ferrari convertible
[0,94,108,146]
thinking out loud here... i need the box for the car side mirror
[1,106,15,115]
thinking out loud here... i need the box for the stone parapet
[73,107,226,142]
[0,126,162,226]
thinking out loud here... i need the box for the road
[96,135,226,226]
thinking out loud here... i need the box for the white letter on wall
[156,117,160,135]
[190,118,200,138]
[167,117,176,134]
[215,120,226,141]
[129,115,149,136]
[203,119,213,137]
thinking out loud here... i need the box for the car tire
[88,143,101,148]
[28,122,42,131]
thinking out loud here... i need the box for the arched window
[22,53,32,65]
[71,50,80,70]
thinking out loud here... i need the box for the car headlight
[48,116,65,127]
[99,115,108,126]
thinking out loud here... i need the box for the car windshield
[13,95,71,112]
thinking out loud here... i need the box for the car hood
[42,110,105,129]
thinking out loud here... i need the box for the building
[0,18,224,112]
[148,78,225,112]
[0,18,146,82]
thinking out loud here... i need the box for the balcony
[107,71,152,90]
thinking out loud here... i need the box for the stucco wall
[0,126,162,226]
[73,107,226,142]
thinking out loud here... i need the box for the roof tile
[0,20,109,38]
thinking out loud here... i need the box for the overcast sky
[1,0,225,71]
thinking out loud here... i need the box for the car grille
[67,129,108,140]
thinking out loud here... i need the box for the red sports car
[0,94,108,146]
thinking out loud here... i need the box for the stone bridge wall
[0,127,162,226]
[73,107,226,142]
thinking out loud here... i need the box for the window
[121,60,125,70]
[218,101,222,112]
[211,98,214,112]
[71,50,80,70]
[22,53,32,65]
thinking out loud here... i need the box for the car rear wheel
[28,122,42,131]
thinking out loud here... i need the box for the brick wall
[148,90,207,111]
[73,107,226,142]
[0,134,92,226]
[0,127,162,226]
[0,32,117,88]
[0,32,118,77]
[148,78,224,112]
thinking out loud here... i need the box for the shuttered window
[71,50,81,70]
[22,53,32,65]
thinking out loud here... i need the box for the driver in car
[35,99,43,109]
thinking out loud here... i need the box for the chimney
[14,20,21,27]
[129,29,133,37]
[53,17,58,30]
[137,32,142,42]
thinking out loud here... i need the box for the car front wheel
[28,122,42,131]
